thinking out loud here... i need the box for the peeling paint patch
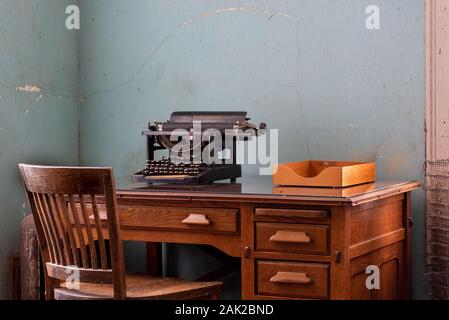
[16,85,42,93]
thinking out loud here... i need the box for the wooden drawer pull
[269,231,311,244]
[182,214,211,226]
[269,272,312,285]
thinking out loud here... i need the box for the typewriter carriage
[143,111,266,164]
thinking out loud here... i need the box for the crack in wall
[294,21,312,159]
[180,7,300,26]
[215,59,296,88]
[81,7,300,100]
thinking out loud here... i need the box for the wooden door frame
[426,0,449,161]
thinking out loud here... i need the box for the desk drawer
[118,206,239,233]
[257,260,329,299]
[256,222,329,254]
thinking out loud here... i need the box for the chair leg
[44,276,58,300]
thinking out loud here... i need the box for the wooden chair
[18,164,222,300]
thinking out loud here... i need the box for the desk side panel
[348,194,409,300]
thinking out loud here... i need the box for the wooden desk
[115,176,419,300]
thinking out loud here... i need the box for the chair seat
[54,274,222,300]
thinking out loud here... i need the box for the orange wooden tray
[272,160,376,187]
[272,183,377,197]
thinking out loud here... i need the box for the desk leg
[146,242,162,276]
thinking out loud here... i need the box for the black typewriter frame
[134,111,265,184]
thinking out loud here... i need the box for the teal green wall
[0,0,427,299]
[79,0,427,298]
[0,0,80,298]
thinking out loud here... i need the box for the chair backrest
[18,164,126,299]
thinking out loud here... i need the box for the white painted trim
[426,0,449,161]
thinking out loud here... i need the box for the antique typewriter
[133,111,266,184]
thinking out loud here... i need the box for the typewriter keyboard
[138,158,208,177]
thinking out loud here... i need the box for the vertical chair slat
[56,194,80,266]
[68,195,89,268]
[32,192,55,263]
[50,194,73,265]
[103,172,126,299]
[91,194,108,269]
[34,193,58,264]
[43,194,65,265]
[79,194,99,269]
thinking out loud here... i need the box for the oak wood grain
[240,203,255,299]
[330,206,350,299]
[350,197,404,245]
[255,208,330,222]
[118,206,238,233]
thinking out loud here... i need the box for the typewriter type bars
[133,111,266,184]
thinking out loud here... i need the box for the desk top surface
[116,176,420,206]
